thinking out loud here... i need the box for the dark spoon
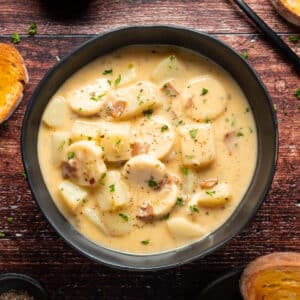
[233,0,300,74]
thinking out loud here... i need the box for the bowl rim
[21,25,278,270]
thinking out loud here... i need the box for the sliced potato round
[133,116,175,159]
[122,154,166,187]
[67,78,110,116]
[166,217,205,240]
[106,81,162,120]
[102,212,134,236]
[183,76,227,121]
[137,182,178,219]
[62,141,106,187]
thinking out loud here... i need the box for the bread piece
[240,252,300,300]
[0,43,28,123]
[271,0,300,26]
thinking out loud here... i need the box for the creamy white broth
[38,45,257,254]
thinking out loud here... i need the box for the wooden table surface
[0,0,299,299]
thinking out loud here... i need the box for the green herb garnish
[28,22,37,36]
[0,231,6,238]
[289,35,299,44]
[67,152,75,160]
[141,239,150,245]
[114,74,122,86]
[143,109,153,118]
[189,205,199,213]
[148,177,158,188]
[201,88,208,96]
[109,184,115,192]
[103,69,113,75]
[119,213,129,222]
[7,217,14,223]
[206,190,216,197]
[180,166,189,175]
[242,51,249,59]
[236,131,244,137]
[11,33,20,44]
[189,129,198,139]
[294,88,300,100]
[161,125,169,132]
[176,197,184,206]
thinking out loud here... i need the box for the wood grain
[0,0,299,298]
[0,0,299,35]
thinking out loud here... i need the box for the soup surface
[38,45,257,254]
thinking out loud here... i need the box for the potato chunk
[42,96,70,128]
[183,76,227,121]
[82,206,107,234]
[50,131,70,166]
[179,123,215,167]
[99,122,131,162]
[58,180,87,212]
[189,183,231,208]
[107,81,161,120]
[166,217,205,240]
[71,120,101,141]
[96,170,129,212]
[102,212,133,236]
[151,55,185,85]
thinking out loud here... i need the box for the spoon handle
[233,0,300,74]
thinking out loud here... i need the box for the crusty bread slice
[0,43,28,123]
[271,0,300,26]
[240,252,300,300]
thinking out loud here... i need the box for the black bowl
[21,26,278,270]
[0,273,48,299]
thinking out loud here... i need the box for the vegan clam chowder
[38,46,257,254]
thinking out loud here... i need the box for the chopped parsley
[67,151,75,160]
[115,138,121,145]
[294,88,300,100]
[163,213,170,220]
[57,140,65,151]
[22,172,27,180]
[7,217,14,223]
[175,120,183,126]
[11,33,20,44]
[180,166,189,175]
[242,51,249,59]
[148,177,158,188]
[288,35,299,44]
[206,190,216,197]
[189,129,198,139]
[245,107,250,113]
[201,88,208,96]
[103,69,113,75]
[114,74,122,86]
[90,93,105,101]
[87,136,92,141]
[161,125,169,132]
[143,109,153,118]
[176,197,184,206]
[107,79,112,85]
[205,116,211,123]
[189,205,199,213]
[185,155,195,159]
[236,131,244,137]
[141,239,150,245]
[0,231,5,238]
[99,173,106,185]
[119,213,129,222]
[28,22,37,36]
[109,184,115,192]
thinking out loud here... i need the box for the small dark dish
[21,26,278,270]
[0,273,48,299]
[199,267,244,300]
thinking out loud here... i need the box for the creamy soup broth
[38,45,257,254]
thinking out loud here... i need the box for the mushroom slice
[96,170,129,212]
[133,116,175,159]
[67,78,110,116]
[189,183,231,208]
[183,76,227,121]
[122,154,166,187]
[62,141,106,187]
[106,81,162,120]
[137,181,178,219]
[166,217,205,240]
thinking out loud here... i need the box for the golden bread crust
[271,0,300,26]
[0,43,28,123]
[240,252,300,300]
